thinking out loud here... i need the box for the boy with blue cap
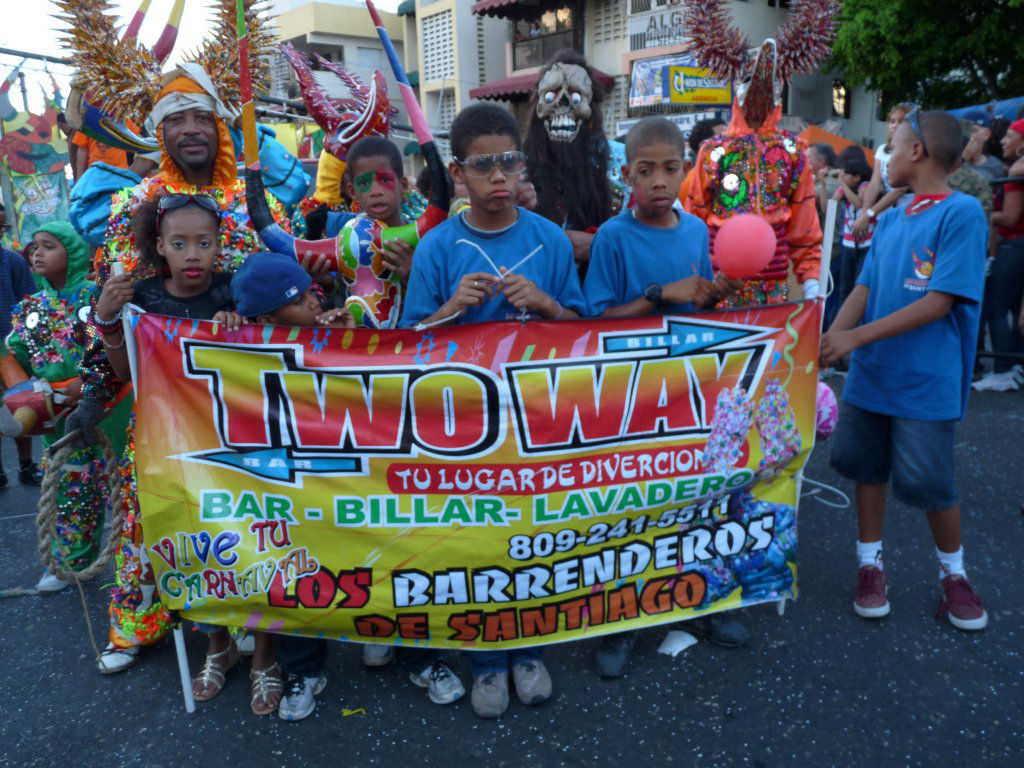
[232,252,353,328]
[229,253,351,721]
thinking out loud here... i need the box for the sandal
[250,662,284,715]
[191,639,239,701]
[97,643,139,675]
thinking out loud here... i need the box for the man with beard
[66,64,294,675]
[523,50,614,272]
[72,64,292,284]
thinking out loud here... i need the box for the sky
[0,0,399,114]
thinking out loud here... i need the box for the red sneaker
[853,566,890,618]
[937,575,988,631]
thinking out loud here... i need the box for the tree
[831,0,1024,113]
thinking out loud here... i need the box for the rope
[35,429,125,661]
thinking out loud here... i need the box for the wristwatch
[866,208,877,219]
[644,283,665,310]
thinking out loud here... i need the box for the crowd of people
[2,27,1017,724]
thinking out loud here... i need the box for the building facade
[468,0,887,148]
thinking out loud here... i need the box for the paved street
[2,383,1022,768]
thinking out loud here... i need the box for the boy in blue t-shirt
[583,117,744,679]
[822,110,988,631]
[401,108,585,329]
[585,116,739,316]
[401,103,585,718]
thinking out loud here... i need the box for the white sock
[856,540,883,569]
[936,547,966,579]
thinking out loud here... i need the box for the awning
[407,70,419,88]
[470,69,616,102]
[471,0,550,20]
[403,141,421,156]
[397,0,415,16]
[798,124,874,166]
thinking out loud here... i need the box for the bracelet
[96,322,124,338]
[102,334,126,349]
[552,302,564,321]
[92,309,121,329]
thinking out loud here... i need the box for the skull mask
[535,63,593,143]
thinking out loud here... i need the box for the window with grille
[592,0,627,44]
[421,10,455,82]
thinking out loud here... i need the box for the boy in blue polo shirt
[822,110,988,631]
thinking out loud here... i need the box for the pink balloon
[713,214,778,280]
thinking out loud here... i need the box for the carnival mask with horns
[279,43,395,162]
[684,0,840,128]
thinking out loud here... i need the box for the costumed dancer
[56,0,288,678]
[683,0,838,306]
[243,0,451,329]
[523,49,613,272]
[2,223,132,592]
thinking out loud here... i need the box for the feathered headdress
[56,0,274,127]
[684,0,839,123]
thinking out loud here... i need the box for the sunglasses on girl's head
[454,150,527,178]
[156,193,221,225]
[905,110,929,157]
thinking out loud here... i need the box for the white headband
[150,63,238,128]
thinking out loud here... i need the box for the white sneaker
[361,644,395,667]
[1012,364,1024,386]
[409,660,465,704]
[233,630,256,655]
[97,643,139,674]
[278,672,327,721]
[36,571,70,592]
[972,371,1020,391]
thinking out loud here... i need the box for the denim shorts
[829,401,958,511]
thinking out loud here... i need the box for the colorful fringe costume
[5,222,132,571]
[62,0,281,652]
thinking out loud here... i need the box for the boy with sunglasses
[401,103,586,718]
[402,103,586,329]
[822,111,989,631]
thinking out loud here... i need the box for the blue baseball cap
[960,108,991,128]
[231,252,313,317]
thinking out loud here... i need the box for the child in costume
[87,194,285,714]
[229,251,352,720]
[822,111,988,631]
[402,103,587,719]
[4,222,132,592]
[582,117,745,677]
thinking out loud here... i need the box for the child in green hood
[5,221,132,592]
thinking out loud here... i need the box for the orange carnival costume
[683,0,840,306]
[57,0,281,671]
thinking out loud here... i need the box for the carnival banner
[135,301,821,649]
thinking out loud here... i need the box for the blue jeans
[984,237,1024,372]
[830,401,958,511]
[277,635,327,678]
[467,648,544,676]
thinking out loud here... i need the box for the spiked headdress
[684,0,840,126]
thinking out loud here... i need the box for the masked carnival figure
[523,49,613,271]
[684,0,839,306]
[244,43,451,329]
